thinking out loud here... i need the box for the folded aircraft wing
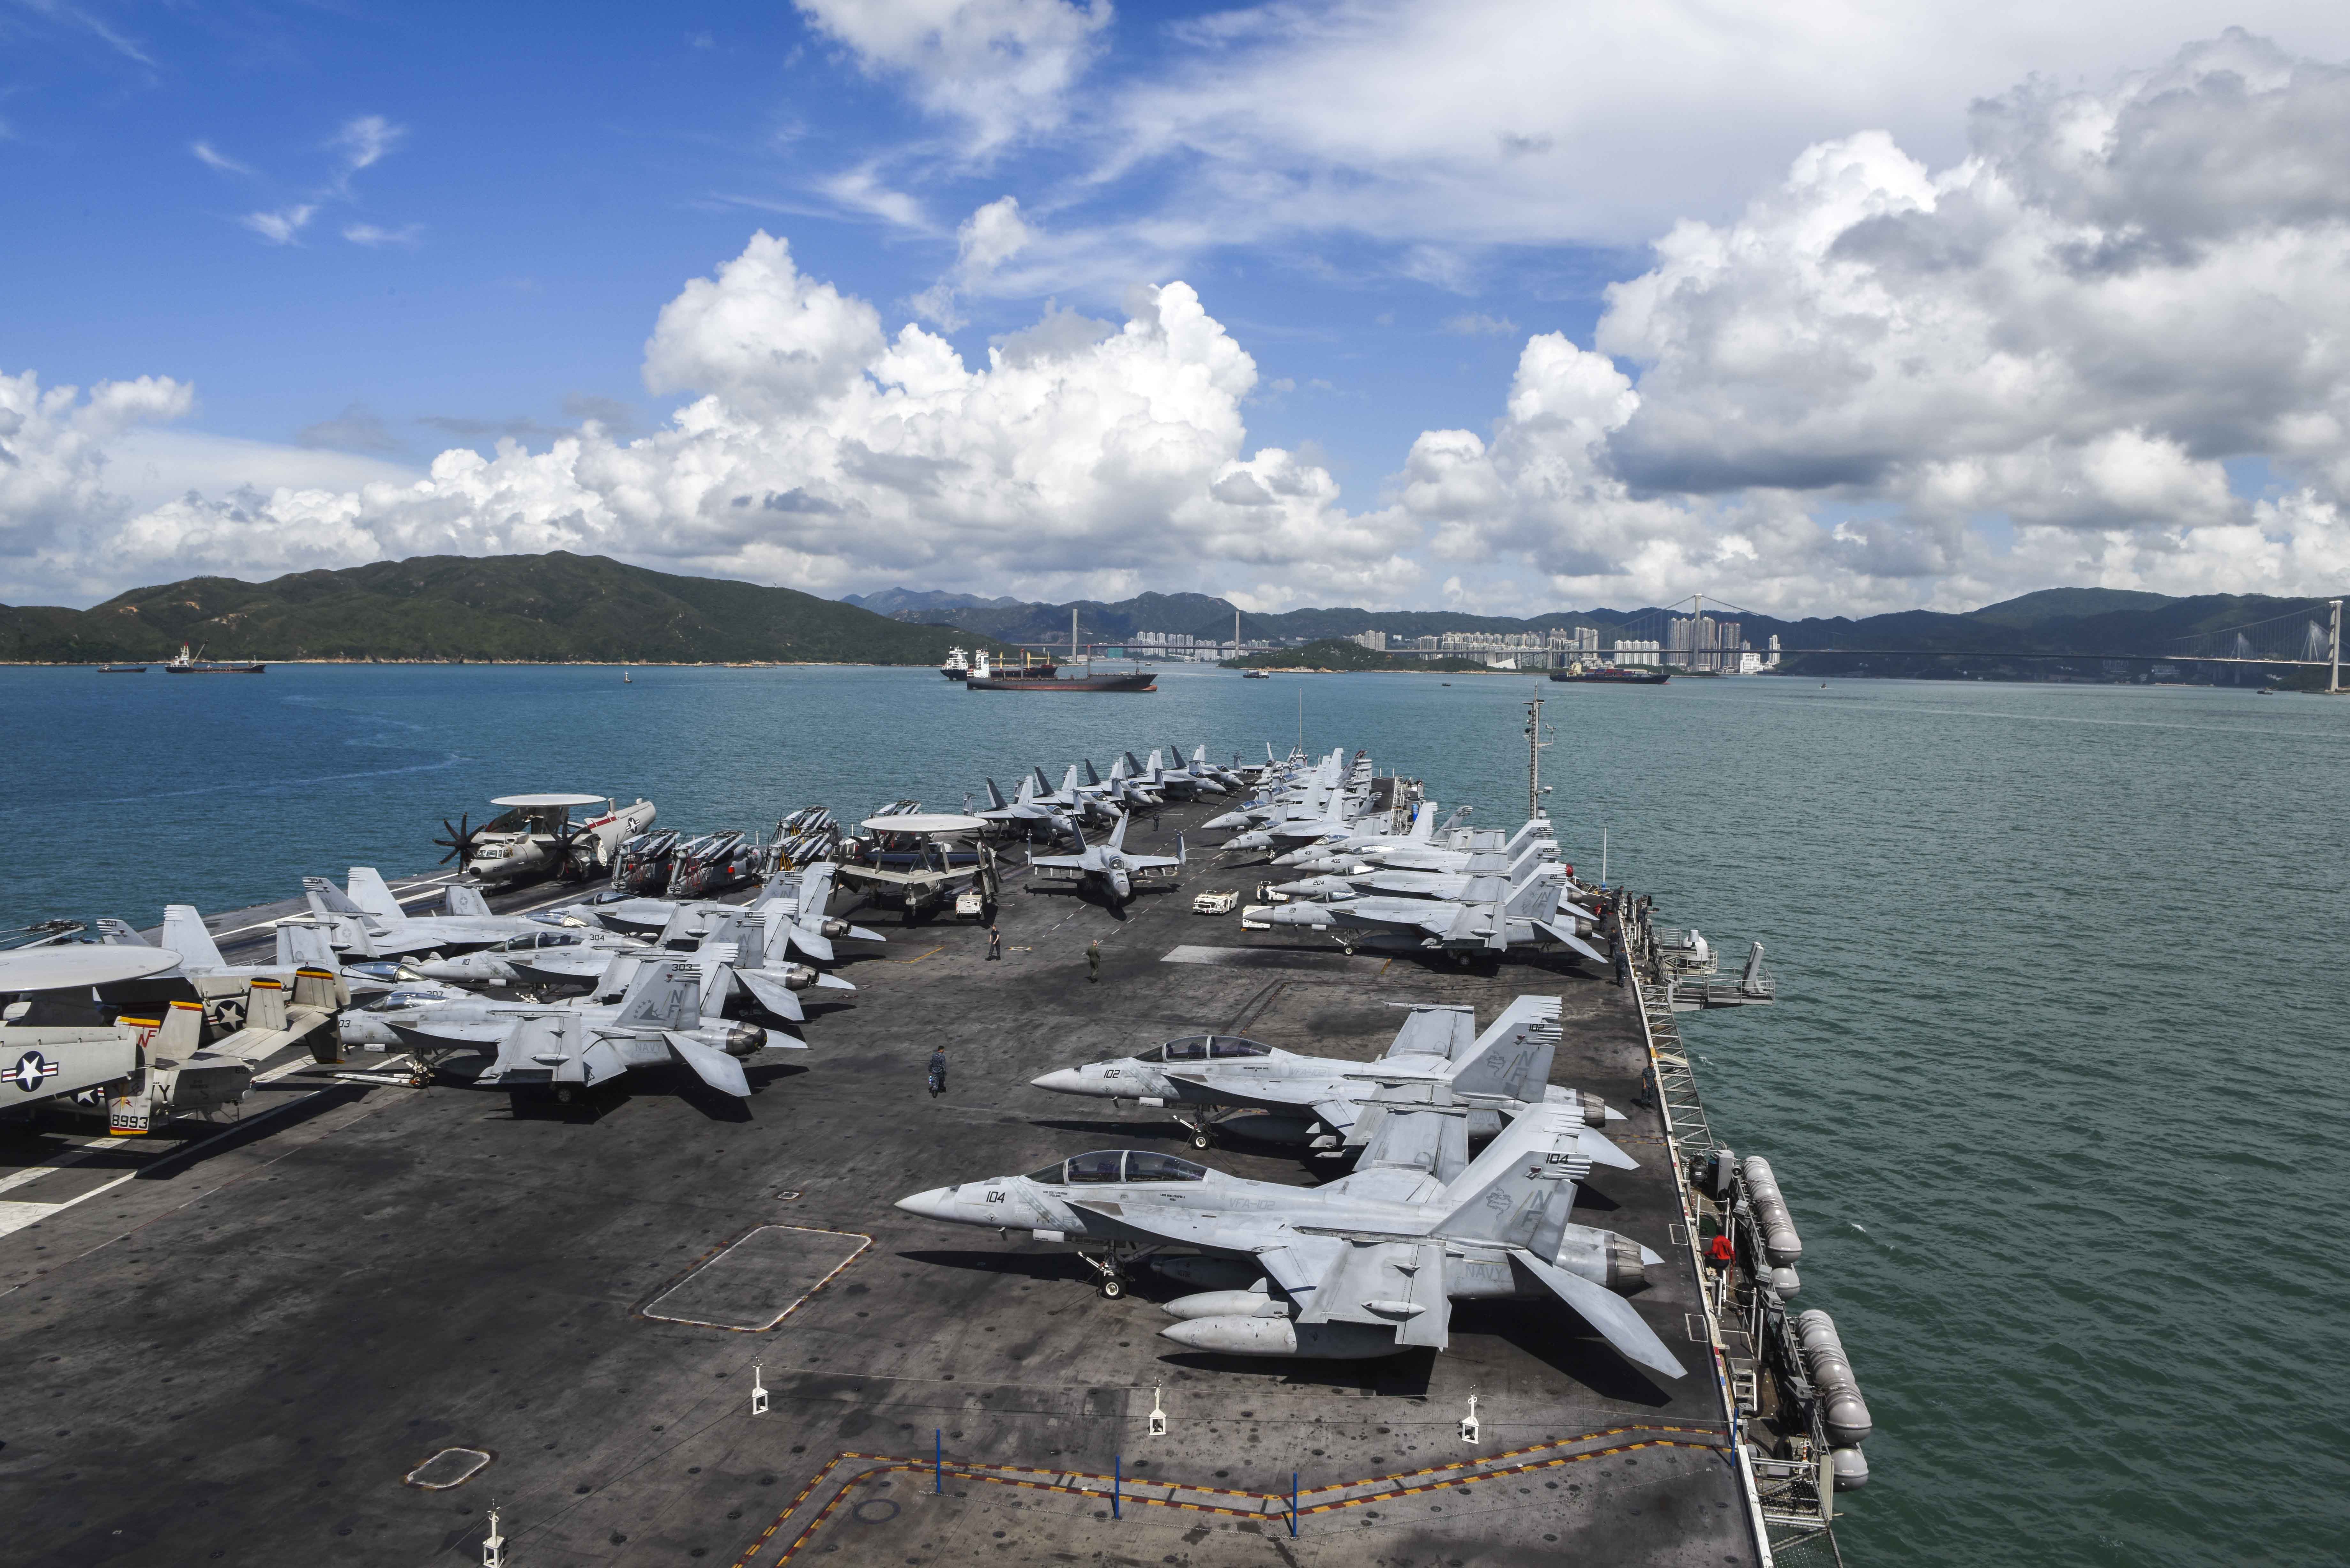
[1509,1249,1687,1379]
[662,1032,752,1097]
[1533,921,1610,964]
[732,968,807,1021]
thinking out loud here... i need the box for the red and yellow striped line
[732,1423,1732,1565]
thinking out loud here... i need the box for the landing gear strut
[1170,1109,1230,1151]
[1078,1243,1153,1299]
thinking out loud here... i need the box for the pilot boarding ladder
[1621,914,1841,1568]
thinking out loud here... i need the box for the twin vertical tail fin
[984,778,1009,811]
[444,883,494,918]
[1434,1105,1590,1254]
[612,959,703,1031]
[1108,814,1130,853]
[345,868,407,923]
[160,906,228,970]
[275,920,338,969]
[1447,1036,1555,1104]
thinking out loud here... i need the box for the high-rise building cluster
[1667,614,1751,672]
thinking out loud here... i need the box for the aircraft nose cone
[894,1186,959,1222]
[1030,1067,1088,1095]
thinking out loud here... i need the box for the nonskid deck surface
[0,797,1755,1568]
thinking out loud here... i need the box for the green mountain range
[0,553,1018,665]
[6,555,2334,680]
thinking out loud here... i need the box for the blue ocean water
[3,661,2345,1567]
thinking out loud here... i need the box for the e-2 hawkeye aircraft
[1029,996,1622,1160]
[895,1100,1682,1378]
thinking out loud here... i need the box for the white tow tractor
[1191,889,1239,916]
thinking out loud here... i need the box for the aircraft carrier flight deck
[0,785,1814,1568]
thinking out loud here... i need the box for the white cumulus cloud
[8,233,1416,607]
[1398,31,2350,613]
[798,0,1112,151]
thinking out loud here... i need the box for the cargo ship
[1550,662,1669,685]
[963,612,1150,691]
[965,651,1153,692]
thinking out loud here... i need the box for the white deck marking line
[0,1084,339,1239]
[640,1224,873,1331]
[0,1139,117,1197]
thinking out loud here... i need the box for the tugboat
[163,642,265,675]
[98,664,148,674]
[1548,660,1668,686]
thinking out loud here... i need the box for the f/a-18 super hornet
[1027,815,1185,906]
[302,869,591,960]
[406,924,648,991]
[895,1102,1683,1377]
[369,955,785,1101]
[1271,840,1573,906]
[570,863,883,961]
[1267,800,1453,869]
[1029,995,1623,1160]
[470,958,787,1102]
[978,775,1079,841]
[1136,748,1226,798]
[1030,765,1121,827]
[1168,743,1242,793]
[1265,869,1611,965]
[433,793,658,885]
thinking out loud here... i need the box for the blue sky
[6,3,2350,616]
[3,3,1567,486]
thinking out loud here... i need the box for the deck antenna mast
[1524,696,1551,820]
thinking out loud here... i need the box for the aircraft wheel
[1098,1275,1126,1300]
[1190,1130,1213,1150]
[555,1086,576,1105]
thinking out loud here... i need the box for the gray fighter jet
[471,958,784,1101]
[1271,841,1574,906]
[1031,765,1121,827]
[1139,748,1225,798]
[1027,815,1185,905]
[1029,996,1622,1160]
[390,956,785,1101]
[894,1102,1683,1377]
[1264,872,1611,964]
[303,869,588,959]
[977,775,1079,841]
